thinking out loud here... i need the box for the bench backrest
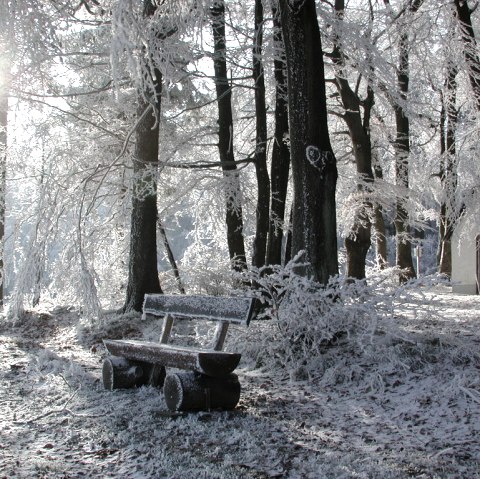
[142,294,259,325]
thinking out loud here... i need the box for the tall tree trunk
[284,207,293,265]
[124,98,163,312]
[383,0,422,282]
[0,58,9,308]
[124,0,163,312]
[394,30,416,283]
[454,0,480,111]
[332,0,374,280]
[439,63,458,276]
[372,154,388,268]
[279,0,338,284]
[211,0,247,271]
[251,0,270,268]
[266,0,290,266]
[437,90,447,267]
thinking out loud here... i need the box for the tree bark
[393,30,416,283]
[251,0,270,268]
[372,155,388,268]
[211,0,247,271]
[278,0,338,284]
[383,0,422,282]
[439,63,458,276]
[124,99,163,312]
[123,0,163,312]
[0,57,9,308]
[332,0,374,280]
[284,207,293,265]
[454,0,480,111]
[164,372,240,412]
[266,0,290,266]
[437,91,446,267]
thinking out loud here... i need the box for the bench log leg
[148,364,167,387]
[102,356,165,390]
[163,371,240,412]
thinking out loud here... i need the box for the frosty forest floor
[1,285,479,478]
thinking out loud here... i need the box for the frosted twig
[64,408,104,419]
[15,387,80,424]
[459,386,480,404]
[83,104,153,217]
[432,447,454,459]
[58,373,73,389]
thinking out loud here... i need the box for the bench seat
[103,339,241,377]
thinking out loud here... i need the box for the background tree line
[0,0,479,317]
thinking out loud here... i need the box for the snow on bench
[102,294,259,412]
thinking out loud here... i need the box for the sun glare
[0,53,10,95]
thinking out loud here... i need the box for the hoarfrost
[1,281,480,477]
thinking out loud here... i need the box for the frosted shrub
[239,253,442,379]
[181,240,236,295]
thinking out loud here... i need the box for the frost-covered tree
[279,0,338,284]
[0,36,9,308]
[210,0,247,271]
[251,0,270,268]
[330,0,376,280]
[0,0,107,315]
[454,0,480,111]
[438,61,458,276]
[266,0,290,267]
[116,0,165,312]
[4,0,480,320]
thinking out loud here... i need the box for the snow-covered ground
[1,285,479,478]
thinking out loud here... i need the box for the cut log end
[102,356,165,390]
[197,351,241,377]
[163,371,241,412]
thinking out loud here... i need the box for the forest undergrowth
[1,274,479,478]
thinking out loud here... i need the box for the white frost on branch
[110,0,206,107]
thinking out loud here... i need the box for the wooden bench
[102,294,258,412]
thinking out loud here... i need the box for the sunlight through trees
[0,0,479,316]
